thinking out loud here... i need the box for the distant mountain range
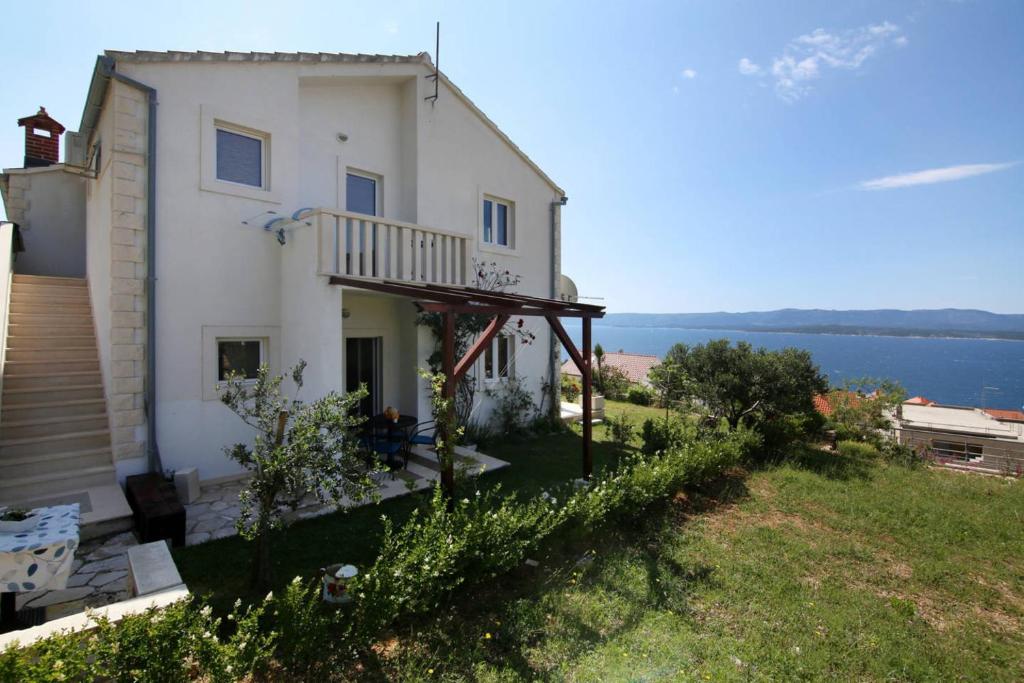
[602,309,1024,341]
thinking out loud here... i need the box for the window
[346,172,378,216]
[483,334,513,380]
[217,340,263,381]
[216,127,265,188]
[931,440,983,461]
[482,196,513,248]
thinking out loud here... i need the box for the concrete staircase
[0,274,132,537]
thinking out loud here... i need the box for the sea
[562,321,1024,411]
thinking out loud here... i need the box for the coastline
[592,323,1024,343]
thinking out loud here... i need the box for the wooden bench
[124,474,186,547]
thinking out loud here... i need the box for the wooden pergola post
[581,316,593,478]
[440,309,457,499]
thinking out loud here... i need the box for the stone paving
[11,446,508,623]
[183,445,509,545]
[14,531,139,620]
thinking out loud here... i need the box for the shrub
[484,376,536,437]
[837,439,881,459]
[604,412,636,450]
[0,431,756,679]
[880,440,922,468]
[597,365,631,401]
[560,375,581,402]
[627,386,654,406]
[641,416,691,455]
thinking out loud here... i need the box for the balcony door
[346,171,380,277]
[345,336,382,419]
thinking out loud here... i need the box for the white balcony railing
[315,208,470,286]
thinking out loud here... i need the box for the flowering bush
[0,428,756,679]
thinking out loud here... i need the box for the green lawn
[175,405,1023,681]
[370,450,1024,681]
[173,400,654,612]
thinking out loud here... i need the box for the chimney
[17,106,66,167]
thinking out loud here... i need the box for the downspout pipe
[549,195,567,421]
[98,56,162,474]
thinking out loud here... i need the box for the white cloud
[383,20,399,35]
[858,162,1017,190]
[738,58,762,76]
[681,68,697,79]
[743,21,907,101]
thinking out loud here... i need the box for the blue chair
[372,424,406,474]
[408,421,437,449]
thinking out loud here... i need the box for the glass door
[345,337,382,418]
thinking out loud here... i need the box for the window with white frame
[482,334,514,380]
[482,196,514,248]
[217,339,264,381]
[215,125,267,189]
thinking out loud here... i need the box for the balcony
[314,208,470,286]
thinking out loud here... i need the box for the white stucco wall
[91,58,563,480]
[4,166,86,277]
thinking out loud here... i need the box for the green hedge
[1,429,755,680]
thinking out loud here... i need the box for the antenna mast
[425,21,439,103]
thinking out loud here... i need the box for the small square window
[218,340,263,381]
[482,196,513,247]
[216,128,264,188]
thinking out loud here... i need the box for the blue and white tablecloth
[0,504,80,593]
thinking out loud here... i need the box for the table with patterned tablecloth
[0,503,80,630]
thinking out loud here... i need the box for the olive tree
[219,360,378,588]
[659,340,827,429]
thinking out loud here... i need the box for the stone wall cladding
[4,173,31,226]
[107,82,148,462]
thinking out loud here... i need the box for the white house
[0,50,571,528]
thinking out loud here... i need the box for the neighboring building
[896,400,1024,474]
[0,50,570,522]
[562,351,659,387]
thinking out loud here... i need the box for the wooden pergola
[329,276,606,497]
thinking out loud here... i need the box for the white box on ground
[128,541,184,597]
[174,468,200,504]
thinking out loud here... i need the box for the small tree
[593,344,606,393]
[828,377,907,445]
[219,361,379,589]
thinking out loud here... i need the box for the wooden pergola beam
[418,302,601,318]
[454,314,510,381]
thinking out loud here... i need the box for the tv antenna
[425,21,440,104]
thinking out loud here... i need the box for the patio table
[0,503,80,632]
[368,414,418,469]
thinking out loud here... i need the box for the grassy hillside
[375,450,1024,681]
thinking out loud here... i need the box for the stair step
[0,447,113,480]
[11,290,91,304]
[9,312,94,326]
[1,413,109,440]
[0,465,116,502]
[5,347,98,362]
[2,399,108,422]
[0,429,111,458]
[3,384,105,404]
[7,324,96,338]
[10,301,92,315]
[3,371,103,390]
[4,359,100,375]
[6,334,96,350]
[12,274,87,287]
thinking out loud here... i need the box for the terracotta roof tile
[561,352,660,385]
[983,408,1024,422]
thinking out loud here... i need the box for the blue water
[563,322,1024,411]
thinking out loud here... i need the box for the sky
[1,0,1021,314]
